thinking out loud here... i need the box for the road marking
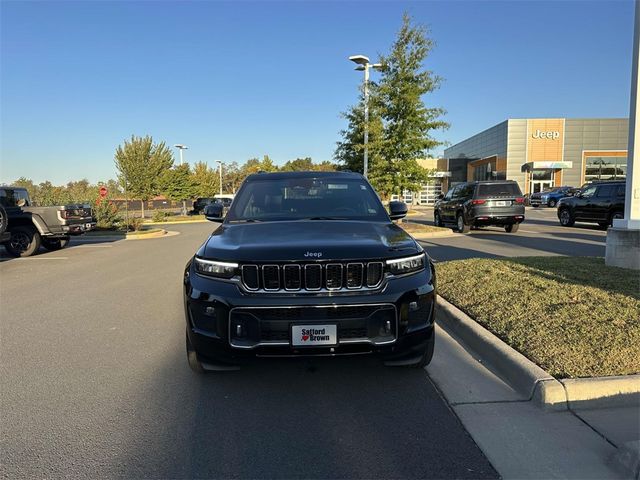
[71,244,113,248]
[518,229,540,234]
[16,257,68,260]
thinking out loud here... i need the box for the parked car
[184,171,436,372]
[529,186,576,208]
[557,181,625,228]
[213,194,234,208]
[0,186,95,257]
[0,205,9,243]
[434,181,525,233]
[192,197,217,215]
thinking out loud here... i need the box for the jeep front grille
[241,262,384,292]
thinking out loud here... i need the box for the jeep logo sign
[532,129,560,140]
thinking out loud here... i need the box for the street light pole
[216,160,223,195]
[174,144,189,215]
[349,55,381,178]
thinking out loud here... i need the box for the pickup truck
[0,186,96,257]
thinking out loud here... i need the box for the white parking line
[71,244,113,248]
[16,257,68,260]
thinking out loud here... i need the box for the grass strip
[400,222,451,234]
[437,256,640,379]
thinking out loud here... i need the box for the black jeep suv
[434,181,525,233]
[183,171,436,372]
[557,181,625,228]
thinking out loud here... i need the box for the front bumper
[61,221,96,235]
[184,264,435,366]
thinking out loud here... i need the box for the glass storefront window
[585,156,627,181]
[473,162,497,181]
[531,169,553,181]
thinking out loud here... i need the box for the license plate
[291,324,337,346]
[494,201,509,207]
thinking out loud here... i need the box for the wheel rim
[560,210,569,224]
[435,213,440,225]
[550,200,556,207]
[9,232,30,251]
[457,216,463,230]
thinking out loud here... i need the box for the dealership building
[442,118,629,194]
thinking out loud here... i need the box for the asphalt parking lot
[0,212,606,478]
[410,206,607,261]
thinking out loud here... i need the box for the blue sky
[0,0,635,184]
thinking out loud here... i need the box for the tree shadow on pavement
[112,346,498,479]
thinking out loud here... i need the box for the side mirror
[437,193,445,200]
[204,203,224,222]
[389,201,408,220]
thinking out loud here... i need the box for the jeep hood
[197,220,419,262]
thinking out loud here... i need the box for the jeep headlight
[386,253,426,276]
[194,257,238,279]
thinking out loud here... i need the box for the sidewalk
[427,322,640,479]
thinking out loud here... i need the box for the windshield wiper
[229,218,262,223]
[304,216,348,220]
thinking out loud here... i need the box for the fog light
[204,306,216,317]
[385,320,391,333]
[236,324,243,337]
[409,301,419,311]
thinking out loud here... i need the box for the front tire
[408,330,436,368]
[610,211,624,226]
[504,223,519,233]
[434,211,443,227]
[456,213,470,234]
[532,204,539,208]
[559,208,575,227]
[0,206,7,236]
[186,331,206,374]
[548,199,557,208]
[42,237,70,251]
[5,225,41,257]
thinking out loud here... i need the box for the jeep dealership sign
[531,129,560,140]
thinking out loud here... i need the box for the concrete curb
[126,229,180,240]
[436,295,640,411]
[143,219,207,226]
[409,230,458,239]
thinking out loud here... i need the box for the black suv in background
[192,197,217,215]
[434,181,525,233]
[557,181,625,228]
[184,171,436,372]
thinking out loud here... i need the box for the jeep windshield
[225,177,389,222]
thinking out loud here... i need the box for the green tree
[12,177,37,202]
[335,94,384,176]
[161,164,197,202]
[259,155,278,172]
[191,161,220,197]
[374,13,449,196]
[221,161,242,193]
[114,135,174,218]
[66,179,98,204]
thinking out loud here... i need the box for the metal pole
[218,162,223,195]
[363,64,369,178]
[178,148,186,216]
[614,0,640,229]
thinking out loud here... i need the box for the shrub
[125,217,144,232]
[93,198,122,230]
[152,210,169,222]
